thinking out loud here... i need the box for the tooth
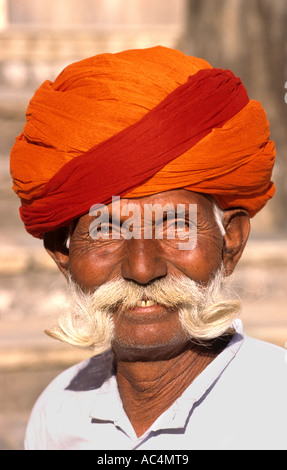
[135,299,157,307]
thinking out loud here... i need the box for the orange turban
[10,46,275,238]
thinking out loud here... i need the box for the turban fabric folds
[10,46,275,238]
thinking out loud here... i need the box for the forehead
[101,189,213,215]
[75,189,215,230]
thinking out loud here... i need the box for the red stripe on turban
[10,46,275,238]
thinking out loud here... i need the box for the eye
[175,218,195,238]
[89,222,109,240]
[89,221,121,240]
[154,217,189,239]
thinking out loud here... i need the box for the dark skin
[44,190,250,437]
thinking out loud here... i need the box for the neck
[114,338,229,437]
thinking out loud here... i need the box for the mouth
[135,299,157,308]
[113,296,173,325]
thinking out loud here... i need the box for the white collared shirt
[24,320,287,450]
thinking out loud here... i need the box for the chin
[111,331,190,362]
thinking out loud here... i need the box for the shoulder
[223,333,287,399]
[238,334,287,373]
[228,320,287,377]
[24,351,114,449]
[197,334,287,449]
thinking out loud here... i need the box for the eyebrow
[90,203,194,228]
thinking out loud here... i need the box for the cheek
[164,234,223,283]
[68,245,122,291]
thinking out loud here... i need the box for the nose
[121,238,168,285]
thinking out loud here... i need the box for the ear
[222,209,250,277]
[43,226,70,278]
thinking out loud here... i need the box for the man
[10,46,286,450]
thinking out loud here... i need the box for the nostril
[121,239,168,285]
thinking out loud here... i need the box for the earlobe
[222,209,250,276]
[43,227,70,278]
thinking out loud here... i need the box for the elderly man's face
[45,190,250,358]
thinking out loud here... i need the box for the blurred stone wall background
[179,0,287,235]
[0,0,286,450]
